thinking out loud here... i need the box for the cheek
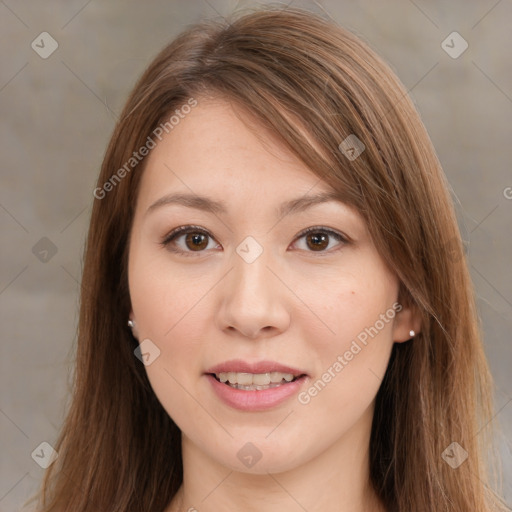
[130,279,210,434]
[129,245,214,339]
[128,251,220,429]
[131,265,213,368]
[296,255,398,411]
[299,254,398,354]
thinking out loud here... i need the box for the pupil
[308,233,328,251]
[186,233,207,251]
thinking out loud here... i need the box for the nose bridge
[231,240,276,308]
[217,237,290,338]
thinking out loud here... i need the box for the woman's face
[128,97,415,474]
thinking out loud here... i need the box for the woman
[30,7,509,512]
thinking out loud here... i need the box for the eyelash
[160,225,348,257]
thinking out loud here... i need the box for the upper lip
[205,359,308,376]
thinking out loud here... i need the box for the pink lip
[204,359,309,412]
[205,359,308,376]
[205,374,308,412]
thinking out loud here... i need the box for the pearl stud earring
[409,330,415,337]
[128,319,135,329]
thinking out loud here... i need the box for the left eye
[292,227,347,253]
[161,225,347,256]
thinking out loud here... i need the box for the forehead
[137,97,337,205]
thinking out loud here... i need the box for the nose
[215,246,291,339]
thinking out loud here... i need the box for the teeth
[226,382,286,391]
[215,371,297,386]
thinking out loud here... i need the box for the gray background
[0,1,510,510]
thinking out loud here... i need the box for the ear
[392,301,422,343]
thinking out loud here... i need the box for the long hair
[29,7,509,511]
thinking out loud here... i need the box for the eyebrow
[146,191,345,218]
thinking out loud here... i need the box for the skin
[127,96,420,512]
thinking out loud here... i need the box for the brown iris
[185,232,209,251]
[306,232,329,251]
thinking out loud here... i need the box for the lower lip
[205,374,308,412]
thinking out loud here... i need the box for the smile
[212,371,300,390]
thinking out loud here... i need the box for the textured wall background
[1,1,510,510]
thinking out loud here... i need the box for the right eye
[160,225,220,256]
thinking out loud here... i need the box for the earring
[409,330,415,338]
[128,319,135,329]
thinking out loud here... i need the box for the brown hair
[29,7,509,512]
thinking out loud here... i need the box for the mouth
[208,371,307,391]
[204,360,309,411]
